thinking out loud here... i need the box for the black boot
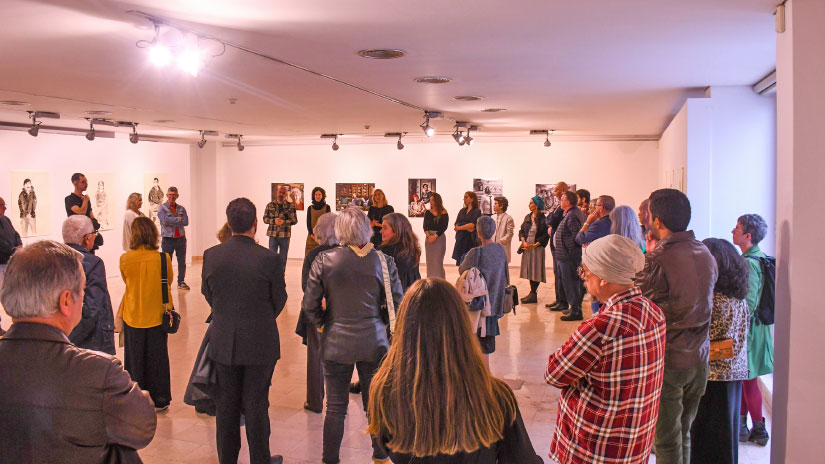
[749,419,769,446]
[560,311,583,321]
[520,292,537,304]
[739,415,750,442]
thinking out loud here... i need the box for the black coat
[518,212,549,248]
[202,235,287,365]
[378,241,421,292]
[66,243,115,355]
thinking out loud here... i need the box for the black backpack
[747,255,776,325]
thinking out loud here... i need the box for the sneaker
[749,419,769,446]
[178,282,190,290]
[155,404,169,412]
[560,312,583,321]
[520,292,537,304]
[739,415,750,441]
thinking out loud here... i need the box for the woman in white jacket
[122,193,144,251]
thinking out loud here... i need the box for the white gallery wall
[210,139,660,267]
[658,86,777,255]
[0,130,191,279]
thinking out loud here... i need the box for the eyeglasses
[577,266,587,280]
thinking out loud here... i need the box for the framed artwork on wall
[10,171,51,238]
[473,178,503,216]
[335,183,374,211]
[535,182,576,215]
[143,173,169,231]
[85,172,116,230]
[271,183,305,210]
[407,178,436,217]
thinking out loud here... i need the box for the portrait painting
[535,182,577,214]
[143,173,169,231]
[407,178,436,217]
[85,172,116,230]
[473,178,503,216]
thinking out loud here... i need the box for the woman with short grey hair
[459,215,510,365]
[297,212,339,414]
[610,205,646,252]
[302,207,404,464]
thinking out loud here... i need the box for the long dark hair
[380,213,421,262]
[464,191,479,210]
[430,192,446,221]
[368,279,516,455]
[702,238,749,300]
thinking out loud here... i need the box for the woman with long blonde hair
[368,279,541,463]
[367,188,393,247]
[122,192,144,251]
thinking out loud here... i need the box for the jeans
[161,236,187,284]
[552,254,567,305]
[654,363,709,464]
[556,259,582,315]
[268,236,290,273]
[322,359,388,464]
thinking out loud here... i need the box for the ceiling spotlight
[129,124,139,144]
[85,121,95,141]
[465,127,475,146]
[332,135,339,151]
[197,131,207,148]
[149,44,173,67]
[177,48,204,77]
[237,135,244,151]
[27,113,40,137]
[420,111,435,137]
[544,136,551,147]
[457,131,466,146]
[397,134,404,150]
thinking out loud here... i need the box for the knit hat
[531,195,545,211]
[582,235,645,285]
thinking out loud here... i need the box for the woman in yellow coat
[120,216,174,410]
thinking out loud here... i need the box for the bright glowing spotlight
[149,44,173,67]
[177,49,204,76]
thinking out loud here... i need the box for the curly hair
[702,238,749,300]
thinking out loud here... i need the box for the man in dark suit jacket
[0,241,156,463]
[202,197,287,464]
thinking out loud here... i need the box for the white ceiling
[0,0,777,142]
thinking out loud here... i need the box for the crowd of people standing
[0,175,775,464]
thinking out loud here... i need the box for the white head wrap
[582,235,645,285]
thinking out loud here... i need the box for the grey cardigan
[459,242,510,316]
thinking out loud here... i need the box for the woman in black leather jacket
[517,196,549,303]
[301,207,404,464]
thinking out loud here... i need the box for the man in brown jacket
[636,189,718,464]
[0,240,156,463]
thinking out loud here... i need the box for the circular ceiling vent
[454,96,484,101]
[85,110,112,116]
[357,49,407,59]
[481,108,507,112]
[414,76,452,84]
[0,100,30,106]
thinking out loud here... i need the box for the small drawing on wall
[144,173,169,231]
[11,171,51,238]
[271,183,305,210]
[473,178,503,216]
[335,183,375,211]
[85,172,115,230]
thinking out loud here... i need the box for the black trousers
[306,325,325,411]
[161,236,187,284]
[214,361,277,464]
[122,322,171,407]
[690,380,742,464]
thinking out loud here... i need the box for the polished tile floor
[2,260,771,463]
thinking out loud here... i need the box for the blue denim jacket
[158,202,189,238]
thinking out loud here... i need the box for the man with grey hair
[459,215,510,364]
[298,212,338,413]
[158,186,190,290]
[62,215,116,354]
[545,235,666,464]
[0,240,156,462]
[0,196,23,334]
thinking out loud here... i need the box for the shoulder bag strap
[160,252,170,309]
[376,251,396,334]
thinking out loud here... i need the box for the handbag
[709,338,734,361]
[160,252,181,334]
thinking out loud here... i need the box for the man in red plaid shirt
[545,235,666,464]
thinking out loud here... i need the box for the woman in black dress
[379,213,421,292]
[423,193,449,279]
[452,191,481,266]
[367,189,393,247]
